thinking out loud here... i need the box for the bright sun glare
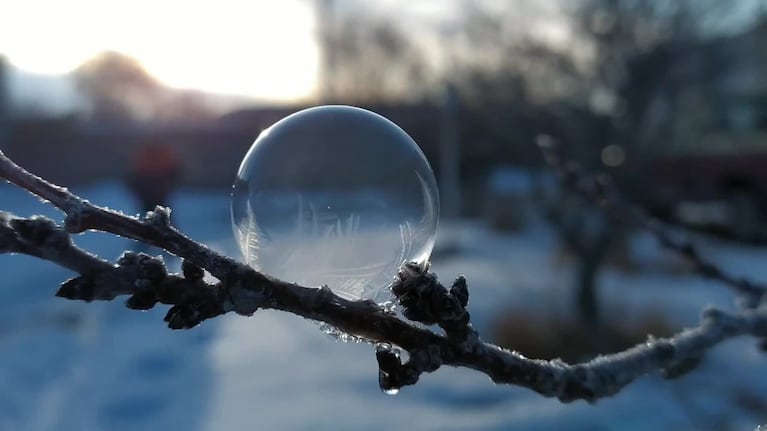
[0,0,319,101]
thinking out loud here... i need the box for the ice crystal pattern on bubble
[231,105,439,302]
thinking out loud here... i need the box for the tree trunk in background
[575,232,613,330]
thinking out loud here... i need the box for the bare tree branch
[1,148,766,401]
[538,136,767,307]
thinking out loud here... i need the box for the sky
[2,0,764,110]
[0,0,576,110]
[1,0,320,103]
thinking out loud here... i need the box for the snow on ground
[1,182,766,430]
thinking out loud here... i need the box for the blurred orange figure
[127,141,181,214]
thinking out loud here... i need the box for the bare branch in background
[538,136,767,307]
[1,148,766,401]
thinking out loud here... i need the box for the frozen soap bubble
[231,105,439,302]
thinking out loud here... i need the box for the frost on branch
[2,148,767,401]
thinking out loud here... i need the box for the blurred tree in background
[317,6,434,103]
[73,51,163,121]
[73,51,217,122]
[572,0,723,172]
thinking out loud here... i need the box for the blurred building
[667,19,767,155]
[648,17,767,233]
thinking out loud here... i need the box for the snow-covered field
[1,182,766,431]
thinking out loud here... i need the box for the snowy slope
[1,182,765,431]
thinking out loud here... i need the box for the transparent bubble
[231,105,439,302]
